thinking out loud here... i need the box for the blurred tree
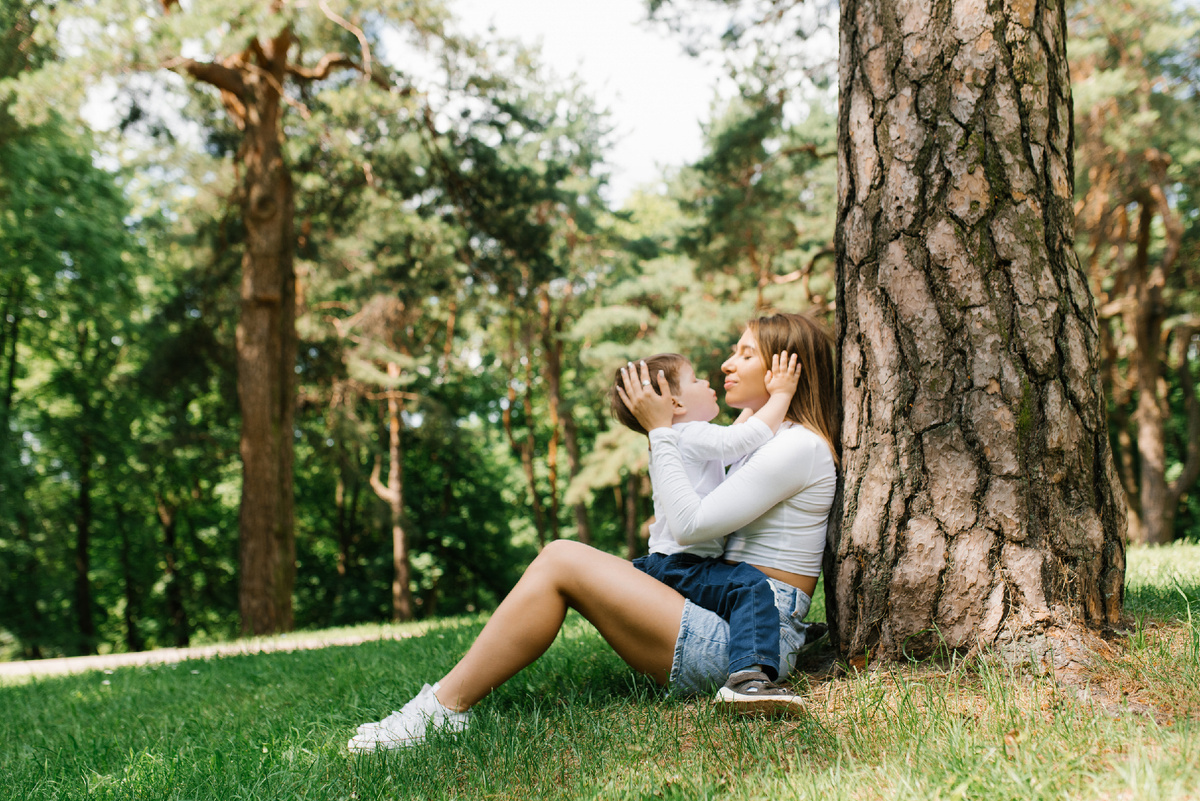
[1070,0,1200,544]
[7,0,458,634]
[1,1,144,654]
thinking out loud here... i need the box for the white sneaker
[347,683,471,752]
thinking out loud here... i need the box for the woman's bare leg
[435,540,686,711]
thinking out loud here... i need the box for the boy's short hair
[609,353,689,435]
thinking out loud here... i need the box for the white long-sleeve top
[645,417,773,559]
[647,421,836,576]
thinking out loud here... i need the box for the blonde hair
[608,353,690,436]
[747,313,840,465]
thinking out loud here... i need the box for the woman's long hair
[747,313,840,465]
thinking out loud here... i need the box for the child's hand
[764,351,800,398]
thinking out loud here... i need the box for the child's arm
[732,408,754,425]
[676,352,799,465]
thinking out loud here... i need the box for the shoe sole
[714,687,807,715]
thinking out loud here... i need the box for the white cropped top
[645,417,773,559]
[647,421,836,576]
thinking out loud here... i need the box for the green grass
[3,544,1200,800]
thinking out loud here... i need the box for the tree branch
[369,455,398,505]
[163,57,246,97]
[318,0,372,82]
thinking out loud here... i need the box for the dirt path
[0,631,416,681]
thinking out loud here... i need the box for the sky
[450,0,728,205]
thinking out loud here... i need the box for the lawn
[4,543,1199,800]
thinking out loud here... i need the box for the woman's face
[721,329,771,411]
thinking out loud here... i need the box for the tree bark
[829,0,1126,663]
[234,28,298,635]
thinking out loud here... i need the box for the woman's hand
[616,360,676,433]
[764,351,800,399]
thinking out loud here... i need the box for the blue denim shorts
[669,578,814,695]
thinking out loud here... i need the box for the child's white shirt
[645,417,773,559]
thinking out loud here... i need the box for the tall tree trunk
[235,29,298,635]
[829,0,1126,663]
[74,432,94,654]
[501,310,547,546]
[1,277,20,422]
[521,318,547,546]
[73,324,95,655]
[624,473,640,561]
[155,496,190,647]
[539,288,562,542]
[1130,199,1171,544]
[118,508,144,653]
[562,407,593,544]
[370,366,414,622]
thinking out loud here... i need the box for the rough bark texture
[234,29,298,635]
[829,0,1127,662]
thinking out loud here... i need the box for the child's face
[673,363,720,423]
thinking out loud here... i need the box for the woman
[348,312,839,752]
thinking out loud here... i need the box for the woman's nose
[721,357,734,374]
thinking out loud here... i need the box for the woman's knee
[525,540,594,580]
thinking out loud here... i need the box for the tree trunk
[235,29,298,635]
[385,373,413,622]
[562,407,593,544]
[155,497,190,648]
[369,367,414,622]
[73,325,95,655]
[0,277,19,417]
[1131,197,1170,544]
[829,0,1126,663]
[539,288,562,542]
[118,509,144,653]
[624,473,640,561]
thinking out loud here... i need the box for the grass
[3,543,1199,800]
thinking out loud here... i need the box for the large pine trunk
[828,0,1126,662]
[235,32,297,635]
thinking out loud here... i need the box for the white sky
[451,0,729,206]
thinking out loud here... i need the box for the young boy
[611,352,805,712]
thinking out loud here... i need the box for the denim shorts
[669,578,813,695]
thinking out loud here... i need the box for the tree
[1071,0,1200,545]
[9,0,465,635]
[827,0,1127,662]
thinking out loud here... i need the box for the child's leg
[670,561,781,680]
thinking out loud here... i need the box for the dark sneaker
[715,670,806,714]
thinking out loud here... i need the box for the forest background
[0,0,1197,660]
